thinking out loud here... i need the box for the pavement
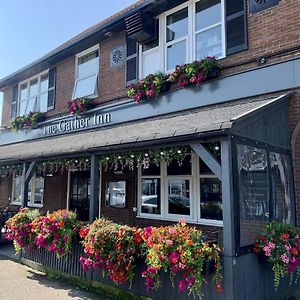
[0,255,107,300]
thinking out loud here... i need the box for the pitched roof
[0,94,289,163]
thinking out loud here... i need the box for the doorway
[69,171,90,221]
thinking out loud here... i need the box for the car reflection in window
[168,194,190,215]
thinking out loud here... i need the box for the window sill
[136,214,223,227]
[28,204,43,208]
[10,202,21,206]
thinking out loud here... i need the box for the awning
[0,94,290,163]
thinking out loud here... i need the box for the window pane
[106,181,126,208]
[167,40,186,70]
[13,176,22,203]
[73,74,98,98]
[167,155,191,175]
[141,178,160,214]
[19,101,27,116]
[168,179,190,215]
[167,7,188,42]
[20,84,28,101]
[196,26,222,59]
[270,153,294,224]
[237,144,269,247]
[34,177,44,205]
[29,79,38,96]
[25,97,37,114]
[200,178,222,220]
[196,0,221,31]
[142,48,161,78]
[39,93,48,113]
[199,142,221,174]
[142,163,160,176]
[78,51,99,78]
[40,75,49,93]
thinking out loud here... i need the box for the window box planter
[9,112,45,132]
[206,67,220,80]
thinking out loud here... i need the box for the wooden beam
[191,143,222,180]
[89,155,99,222]
[20,161,36,208]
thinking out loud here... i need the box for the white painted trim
[230,94,287,122]
[18,69,49,116]
[98,163,102,218]
[72,44,99,100]
[137,150,224,225]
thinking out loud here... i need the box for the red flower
[216,281,223,293]
[281,233,289,240]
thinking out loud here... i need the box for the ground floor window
[236,142,295,248]
[12,174,44,207]
[138,146,223,225]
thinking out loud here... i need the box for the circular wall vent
[110,46,125,68]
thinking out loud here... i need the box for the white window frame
[139,0,226,78]
[137,150,223,226]
[18,69,49,116]
[11,173,44,208]
[72,44,99,100]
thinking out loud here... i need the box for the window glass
[237,144,269,247]
[78,51,99,78]
[39,93,48,113]
[20,84,28,100]
[106,181,126,208]
[200,178,222,220]
[141,179,161,214]
[196,0,221,31]
[13,176,22,203]
[29,79,38,96]
[196,26,222,59]
[167,155,191,175]
[166,7,188,42]
[167,40,186,70]
[34,177,44,205]
[168,179,190,215]
[270,152,294,224]
[142,163,160,176]
[40,75,49,93]
[73,74,98,99]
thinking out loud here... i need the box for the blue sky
[0,0,137,123]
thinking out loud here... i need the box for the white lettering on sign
[44,113,112,136]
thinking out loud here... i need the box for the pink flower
[268,242,275,250]
[280,253,289,264]
[169,251,180,264]
[285,245,291,251]
[165,239,173,247]
[263,245,271,257]
[179,280,187,292]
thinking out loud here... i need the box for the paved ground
[0,256,106,300]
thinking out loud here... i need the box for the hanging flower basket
[67,97,93,115]
[127,57,221,103]
[9,112,45,131]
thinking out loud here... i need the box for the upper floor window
[73,46,99,99]
[18,72,49,115]
[139,0,225,77]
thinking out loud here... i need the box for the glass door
[70,171,90,221]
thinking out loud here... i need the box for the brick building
[0,0,299,299]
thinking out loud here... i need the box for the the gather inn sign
[43,113,112,136]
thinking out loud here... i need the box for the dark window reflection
[168,179,190,215]
[270,152,294,224]
[237,144,269,247]
[200,178,222,220]
[167,155,191,175]
[141,178,161,214]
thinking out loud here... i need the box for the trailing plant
[0,164,23,176]
[68,97,92,115]
[79,218,144,286]
[127,57,220,103]
[33,209,80,258]
[141,220,223,299]
[99,146,191,172]
[4,208,40,253]
[127,72,169,103]
[167,57,219,88]
[253,222,300,289]
[9,112,44,131]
